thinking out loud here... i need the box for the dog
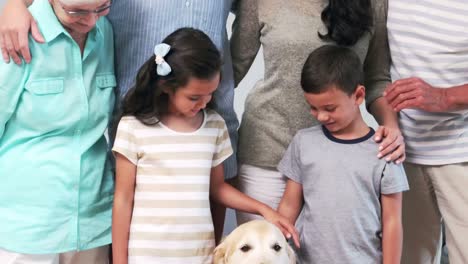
[213,220,296,264]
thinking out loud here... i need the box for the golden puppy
[213,220,296,264]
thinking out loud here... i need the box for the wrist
[378,121,401,134]
[370,99,400,129]
[257,203,272,217]
[446,83,468,111]
[441,88,455,111]
[381,123,400,130]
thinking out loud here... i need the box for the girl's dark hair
[120,27,222,125]
[319,0,373,46]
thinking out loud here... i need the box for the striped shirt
[112,109,233,264]
[107,0,238,178]
[388,0,468,165]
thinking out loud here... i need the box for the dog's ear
[286,243,297,264]
[213,241,227,264]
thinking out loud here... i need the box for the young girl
[111,28,299,264]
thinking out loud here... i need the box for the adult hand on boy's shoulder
[375,126,405,164]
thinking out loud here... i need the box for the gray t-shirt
[278,126,409,264]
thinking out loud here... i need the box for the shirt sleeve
[277,132,302,184]
[230,0,262,87]
[380,162,410,195]
[363,0,391,109]
[212,118,233,167]
[0,60,27,139]
[112,118,140,165]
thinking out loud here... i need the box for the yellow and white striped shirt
[113,109,233,264]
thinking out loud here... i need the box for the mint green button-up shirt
[0,0,115,254]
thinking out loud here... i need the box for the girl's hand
[260,206,300,248]
[374,126,405,164]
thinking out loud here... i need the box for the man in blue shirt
[0,0,115,262]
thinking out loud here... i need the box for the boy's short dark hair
[301,45,363,95]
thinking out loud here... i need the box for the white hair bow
[154,43,172,76]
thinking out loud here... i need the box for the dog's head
[213,220,296,264]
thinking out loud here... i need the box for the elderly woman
[0,0,115,262]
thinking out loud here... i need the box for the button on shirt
[0,0,115,254]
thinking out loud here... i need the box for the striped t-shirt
[388,0,468,165]
[112,109,233,264]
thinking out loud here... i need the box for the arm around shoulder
[230,0,262,87]
[0,0,43,64]
[363,0,391,108]
[363,2,406,164]
[364,5,394,127]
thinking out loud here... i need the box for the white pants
[235,164,287,225]
[0,245,109,264]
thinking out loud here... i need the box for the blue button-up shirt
[0,0,115,254]
[107,0,238,178]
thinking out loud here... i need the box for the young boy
[0,0,114,262]
[278,45,409,264]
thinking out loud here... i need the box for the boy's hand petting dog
[259,206,300,248]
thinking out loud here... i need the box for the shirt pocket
[96,74,117,90]
[21,78,67,128]
[95,73,117,122]
[25,78,64,95]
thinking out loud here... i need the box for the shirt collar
[322,125,375,144]
[30,0,103,43]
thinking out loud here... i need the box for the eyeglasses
[60,1,112,17]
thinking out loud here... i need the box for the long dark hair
[319,0,373,46]
[120,27,222,126]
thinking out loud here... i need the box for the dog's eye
[272,243,282,252]
[240,244,251,252]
